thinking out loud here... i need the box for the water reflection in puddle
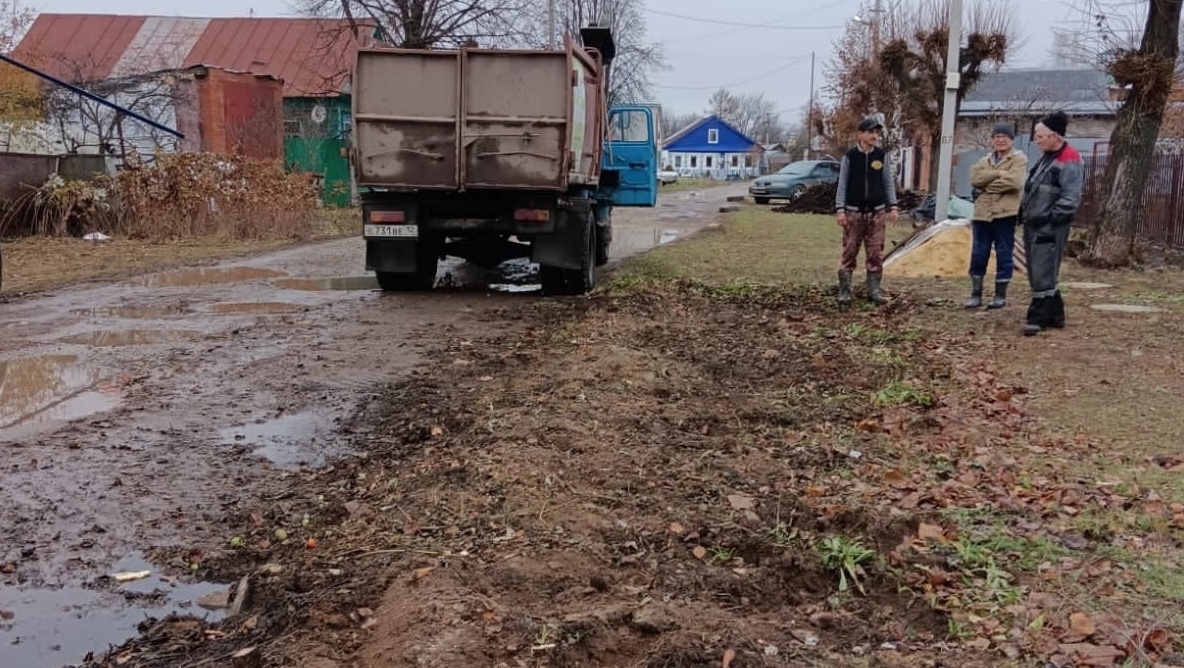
[0,552,227,668]
[272,276,378,291]
[58,329,200,347]
[211,302,304,315]
[70,304,194,319]
[127,267,287,288]
[0,355,114,435]
[220,411,339,468]
[610,227,682,257]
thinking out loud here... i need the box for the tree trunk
[927,130,941,194]
[1083,0,1183,267]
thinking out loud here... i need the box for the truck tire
[595,223,611,266]
[541,212,596,296]
[375,237,440,292]
[754,197,770,205]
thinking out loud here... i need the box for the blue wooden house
[661,115,764,180]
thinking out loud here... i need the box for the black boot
[837,271,852,305]
[987,281,1008,309]
[965,275,984,309]
[1023,297,1044,336]
[1048,291,1065,328]
[866,272,886,306]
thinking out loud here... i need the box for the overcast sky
[31,0,1143,122]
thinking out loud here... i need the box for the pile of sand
[883,219,1027,278]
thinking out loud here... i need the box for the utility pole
[933,0,962,223]
[548,0,556,48]
[806,51,815,160]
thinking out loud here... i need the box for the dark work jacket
[835,146,897,213]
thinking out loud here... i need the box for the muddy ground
[0,184,743,668]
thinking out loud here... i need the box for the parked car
[748,159,840,204]
[659,169,679,185]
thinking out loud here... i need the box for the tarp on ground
[883,218,1027,278]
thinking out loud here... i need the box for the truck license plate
[365,224,418,238]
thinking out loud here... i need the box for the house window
[690,156,698,168]
[730,155,739,167]
[744,154,753,167]
[674,155,682,167]
[706,156,713,168]
[707,128,719,144]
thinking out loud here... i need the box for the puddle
[220,411,340,468]
[1090,303,1163,313]
[211,301,304,315]
[58,329,200,347]
[0,552,227,668]
[127,266,287,288]
[610,226,684,257]
[272,276,379,291]
[70,304,194,319]
[0,355,115,437]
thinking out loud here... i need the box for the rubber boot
[1048,291,1065,328]
[964,275,984,309]
[987,281,1008,310]
[866,272,886,306]
[1023,297,1043,336]
[837,271,852,305]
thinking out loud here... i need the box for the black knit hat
[990,122,1015,139]
[1041,110,1068,137]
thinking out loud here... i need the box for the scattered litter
[112,570,151,583]
[83,232,112,242]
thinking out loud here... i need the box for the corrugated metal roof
[13,13,372,96]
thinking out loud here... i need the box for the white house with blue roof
[661,115,765,180]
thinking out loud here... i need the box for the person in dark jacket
[1019,110,1083,336]
[834,117,899,305]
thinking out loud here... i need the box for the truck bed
[352,41,606,192]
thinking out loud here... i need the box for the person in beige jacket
[965,123,1027,309]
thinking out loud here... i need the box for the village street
[0,183,746,668]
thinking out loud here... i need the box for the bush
[2,152,322,241]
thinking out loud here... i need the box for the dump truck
[350,27,659,295]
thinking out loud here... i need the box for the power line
[654,55,812,91]
[656,0,859,44]
[646,8,844,30]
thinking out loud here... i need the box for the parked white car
[659,169,679,185]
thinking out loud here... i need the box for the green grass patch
[604,209,841,290]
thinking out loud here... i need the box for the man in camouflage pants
[834,117,900,305]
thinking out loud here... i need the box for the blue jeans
[969,216,1017,282]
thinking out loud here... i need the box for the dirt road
[0,184,746,668]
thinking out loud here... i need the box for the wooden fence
[1080,152,1184,250]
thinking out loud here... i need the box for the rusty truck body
[350,27,659,294]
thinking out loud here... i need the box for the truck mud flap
[366,239,420,273]
[533,209,590,270]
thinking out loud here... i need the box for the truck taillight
[369,210,406,223]
[514,209,550,222]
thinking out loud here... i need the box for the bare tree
[824,0,1019,188]
[0,0,33,54]
[660,111,695,138]
[41,56,187,156]
[297,0,533,49]
[1080,0,1184,266]
[706,88,784,140]
[522,0,663,105]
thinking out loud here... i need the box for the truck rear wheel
[375,238,440,292]
[540,212,596,296]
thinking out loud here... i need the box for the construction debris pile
[883,218,1027,278]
